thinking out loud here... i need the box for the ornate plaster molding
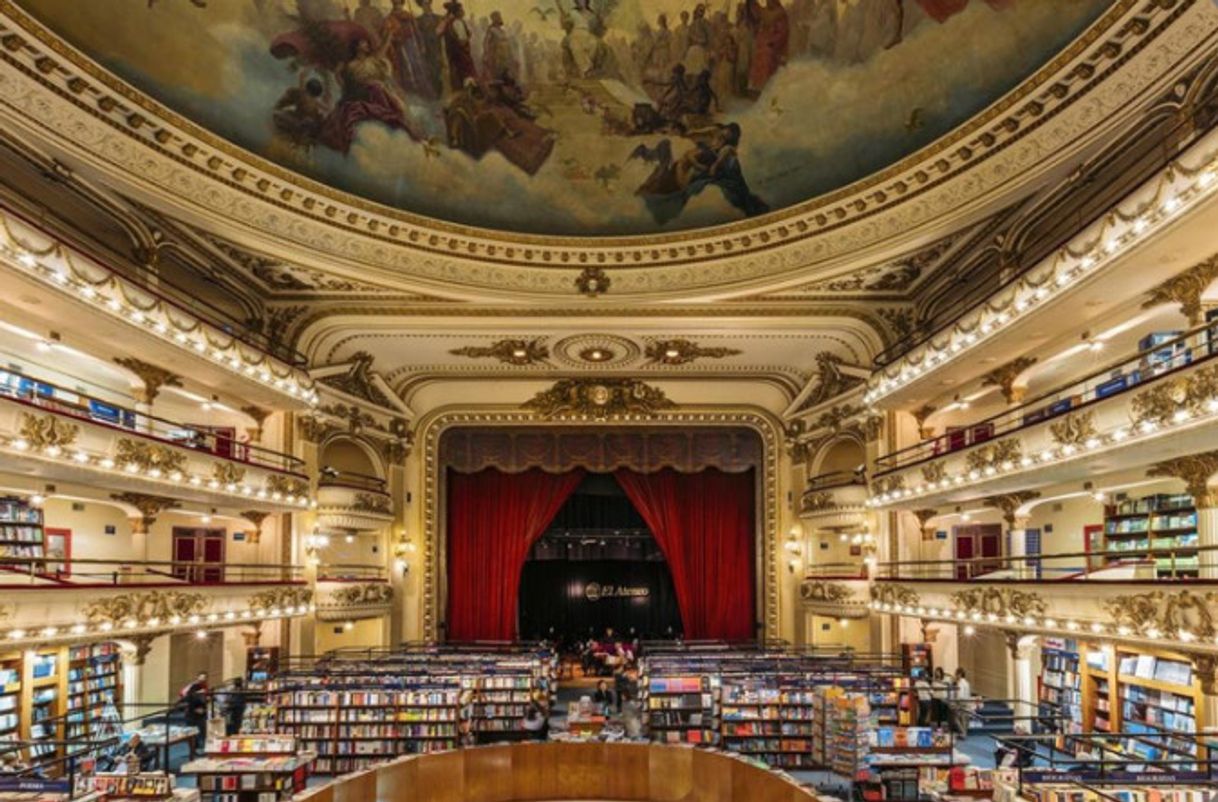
[82,590,207,626]
[450,338,550,366]
[522,379,675,419]
[113,357,182,404]
[980,356,1038,404]
[1147,449,1218,508]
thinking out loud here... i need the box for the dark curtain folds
[446,468,585,640]
[613,468,756,641]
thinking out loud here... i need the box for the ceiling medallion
[523,379,675,420]
[449,338,550,366]
[644,339,743,366]
[553,334,640,368]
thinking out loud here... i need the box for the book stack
[0,498,45,561]
[181,735,313,802]
[643,674,720,746]
[90,774,175,799]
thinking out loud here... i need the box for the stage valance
[439,427,762,475]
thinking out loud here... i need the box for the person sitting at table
[116,732,156,773]
[592,679,614,715]
[522,700,548,740]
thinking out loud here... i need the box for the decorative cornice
[950,587,1047,619]
[870,584,920,608]
[116,438,187,475]
[1143,253,1218,325]
[575,267,611,297]
[980,356,1038,404]
[522,379,675,420]
[109,491,180,533]
[1048,411,1098,448]
[1148,450,1218,508]
[317,352,397,409]
[248,586,313,612]
[1104,589,1218,641]
[82,590,206,626]
[450,338,550,366]
[113,357,182,404]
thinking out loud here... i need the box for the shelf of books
[1114,648,1202,765]
[811,686,872,777]
[1037,639,1083,751]
[0,497,45,563]
[1081,646,1113,737]
[900,644,932,681]
[1103,493,1198,577]
[0,653,19,760]
[641,673,720,746]
[462,673,535,737]
[271,682,459,775]
[720,677,814,769]
[860,726,957,802]
[66,643,123,753]
[27,648,60,767]
[181,735,313,802]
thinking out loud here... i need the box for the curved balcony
[0,205,315,407]
[799,471,869,529]
[869,320,1218,509]
[798,576,870,619]
[0,370,310,510]
[314,573,393,622]
[316,470,393,532]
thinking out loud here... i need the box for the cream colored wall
[959,628,1009,699]
[805,613,870,652]
[315,617,385,655]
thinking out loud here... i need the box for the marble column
[1008,515,1031,579]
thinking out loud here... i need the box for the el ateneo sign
[584,582,650,602]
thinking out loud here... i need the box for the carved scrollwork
[212,462,246,487]
[18,412,79,450]
[920,461,946,484]
[1104,590,1218,640]
[870,584,920,608]
[266,474,310,498]
[800,581,853,603]
[330,583,394,607]
[82,590,208,626]
[872,474,905,496]
[1131,379,1186,427]
[248,587,313,611]
[965,438,1022,474]
[800,491,835,514]
[1049,411,1097,448]
[950,587,1047,619]
[354,492,393,515]
[523,379,674,419]
[450,338,550,366]
[115,438,187,474]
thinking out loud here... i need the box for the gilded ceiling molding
[523,379,675,420]
[418,409,783,642]
[643,339,742,366]
[449,338,550,366]
[112,357,182,404]
[316,352,398,410]
[793,353,867,413]
[1148,450,1218,508]
[0,0,1187,298]
[575,267,611,297]
[1142,253,1218,325]
[980,356,1038,404]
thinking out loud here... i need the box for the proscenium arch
[416,408,785,643]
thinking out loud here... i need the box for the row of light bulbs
[864,163,1218,407]
[3,604,315,647]
[866,398,1218,508]
[870,600,1214,646]
[2,239,318,405]
[6,436,313,508]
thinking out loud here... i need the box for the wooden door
[172,528,226,583]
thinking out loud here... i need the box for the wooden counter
[296,742,818,802]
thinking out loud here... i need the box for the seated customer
[118,731,156,772]
[592,680,614,714]
[522,700,548,740]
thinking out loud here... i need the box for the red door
[954,524,1003,579]
[172,528,226,583]
[954,534,974,580]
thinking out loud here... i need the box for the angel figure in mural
[557,0,618,79]
[629,122,768,226]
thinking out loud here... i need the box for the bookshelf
[0,497,45,563]
[641,673,720,746]
[26,648,60,767]
[862,726,958,802]
[812,686,872,776]
[182,735,313,802]
[1103,494,1198,577]
[66,643,123,753]
[462,673,534,736]
[0,653,20,760]
[1038,640,1082,751]
[1115,647,1202,764]
[720,677,815,769]
[1081,645,1113,736]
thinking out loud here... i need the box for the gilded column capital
[113,357,183,404]
[983,491,1040,527]
[1148,450,1218,508]
[1142,254,1218,325]
[981,356,1038,405]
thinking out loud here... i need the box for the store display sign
[0,779,71,792]
[1022,770,1210,784]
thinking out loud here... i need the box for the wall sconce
[304,529,330,567]
[392,533,414,576]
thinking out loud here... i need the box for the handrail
[804,470,867,492]
[803,562,870,579]
[316,564,388,581]
[872,113,1216,368]
[0,555,305,585]
[1,201,308,367]
[0,367,305,474]
[318,469,386,493]
[874,541,1218,581]
[875,318,1218,473]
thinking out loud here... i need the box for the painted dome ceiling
[19,0,1113,238]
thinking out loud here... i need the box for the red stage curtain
[446,468,585,641]
[613,468,755,641]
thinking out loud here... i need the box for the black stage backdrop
[518,559,682,640]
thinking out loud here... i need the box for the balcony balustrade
[315,569,393,621]
[316,470,393,531]
[799,471,869,529]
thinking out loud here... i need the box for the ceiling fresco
[21,0,1112,237]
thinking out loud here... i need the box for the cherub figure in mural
[271,73,333,153]
[629,122,768,226]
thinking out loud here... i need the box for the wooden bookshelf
[1103,494,1198,577]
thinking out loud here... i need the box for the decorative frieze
[212,462,246,488]
[643,339,742,366]
[115,438,187,475]
[523,379,674,419]
[1048,411,1098,448]
[248,586,313,612]
[950,587,1048,620]
[920,462,946,485]
[354,492,393,516]
[82,590,207,626]
[965,438,1022,475]
[18,412,78,450]
[449,338,550,366]
[870,584,920,608]
[1103,590,1218,641]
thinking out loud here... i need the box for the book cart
[179,735,313,802]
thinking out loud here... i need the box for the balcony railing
[805,470,866,491]
[873,542,1218,582]
[875,319,1218,474]
[316,564,389,582]
[0,556,304,586]
[0,367,304,474]
[2,203,307,367]
[318,469,387,494]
